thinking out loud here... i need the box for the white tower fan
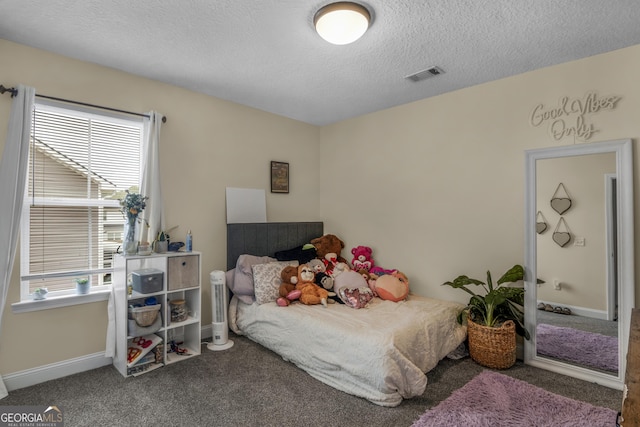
[207,270,234,351]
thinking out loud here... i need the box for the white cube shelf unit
[113,252,202,377]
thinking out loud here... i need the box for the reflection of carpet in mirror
[537,310,617,336]
[537,323,618,373]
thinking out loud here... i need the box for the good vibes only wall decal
[529,91,621,142]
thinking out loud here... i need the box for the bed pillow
[230,254,276,304]
[253,261,299,305]
[225,268,237,294]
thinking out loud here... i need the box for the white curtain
[105,110,163,358]
[139,111,164,244]
[0,85,36,399]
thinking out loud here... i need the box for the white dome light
[314,2,371,45]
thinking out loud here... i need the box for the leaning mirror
[524,139,634,390]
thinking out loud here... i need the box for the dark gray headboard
[227,222,324,270]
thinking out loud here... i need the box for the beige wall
[0,39,321,374]
[536,153,616,311]
[319,44,640,309]
[2,38,640,379]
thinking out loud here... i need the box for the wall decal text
[529,92,621,142]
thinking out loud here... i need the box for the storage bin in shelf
[129,304,161,327]
[167,254,199,290]
[127,316,163,338]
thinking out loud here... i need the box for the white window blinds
[20,102,144,297]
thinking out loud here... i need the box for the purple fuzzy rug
[412,371,617,427]
[536,323,618,372]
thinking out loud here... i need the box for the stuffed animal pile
[276,235,410,309]
[350,245,410,302]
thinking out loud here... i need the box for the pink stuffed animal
[373,271,410,302]
[351,246,375,272]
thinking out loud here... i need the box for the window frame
[16,100,145,307]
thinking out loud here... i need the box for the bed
[225,222,467,407]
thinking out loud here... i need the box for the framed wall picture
[271,161,289,193]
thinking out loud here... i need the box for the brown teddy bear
[279,265,298,297]
[276,265,301,307]
[311,234,347,264]
[295,264,329,307]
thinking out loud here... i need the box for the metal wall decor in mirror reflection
[550,183,572,215]
[552,217,572,247]
[536,211,548,234]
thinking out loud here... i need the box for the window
[20,101,144,300]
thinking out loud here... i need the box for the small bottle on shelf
[186,229,192,252]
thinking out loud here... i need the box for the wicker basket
[467,317,516,369]
[129,304,161,327]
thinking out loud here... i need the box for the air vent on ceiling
[405,66,445,82]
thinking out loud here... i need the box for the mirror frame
[524,139,634,390]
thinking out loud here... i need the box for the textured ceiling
[1,1,640,126]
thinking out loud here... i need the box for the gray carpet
[1,333,622,427]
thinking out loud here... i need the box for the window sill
[11,288,111,314]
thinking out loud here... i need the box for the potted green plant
[153,226,177,253]
[75,277,90,295]
[442,264,529,369]
[154,230,169,253]
[33,287,48,300]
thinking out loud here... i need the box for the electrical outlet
[553,279,561,290]
[574,237,585,246]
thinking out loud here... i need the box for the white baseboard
[537,300,608,320]
[3,324,217,392]
[4,324,215,392]
[3,352,112,392]
[201,323,213,339]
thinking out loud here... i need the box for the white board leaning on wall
[225,187,267,224]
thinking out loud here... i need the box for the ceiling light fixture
[314,2,371,45]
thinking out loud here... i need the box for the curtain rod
[0,84,167,123]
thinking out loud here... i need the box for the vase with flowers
[119,190,149,255]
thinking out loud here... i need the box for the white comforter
[229,294,467,407]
